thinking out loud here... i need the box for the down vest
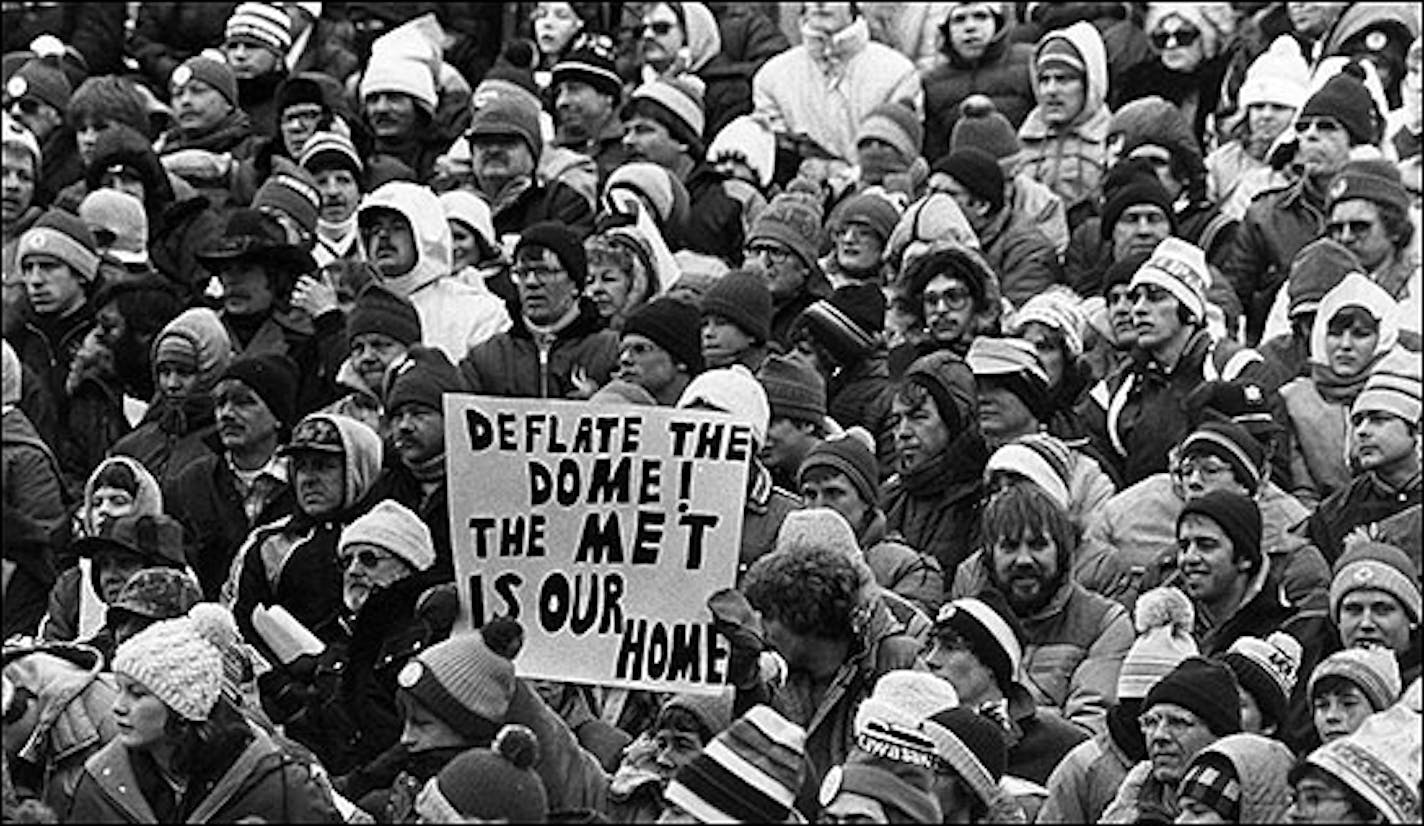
[922,22,1036,158]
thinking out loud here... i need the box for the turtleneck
[317,214,359,248]
[525,302,582,343]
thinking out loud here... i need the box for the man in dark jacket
[551,39,627,187]
[9,209,99,413]
[922,2,1036,158]
[459,222,618,399]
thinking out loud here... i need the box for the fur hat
[112,604,238,721]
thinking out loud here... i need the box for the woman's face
[585,262,634,320]
[1152,15,1206,73]
[1248,103,1296,146]
[112,673,172,750]
[90,485,137,533]
[1324,309,1380,377]
[533,2,582,57]
[449,220,479,272]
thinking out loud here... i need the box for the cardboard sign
[444,394,751,694]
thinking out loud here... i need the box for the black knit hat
[700,269,773,344]
[799,283,884,365]
[1102,251,1151,297]
[551,37,622,101]
[1299,64,1380,146]
[348,284,422,347]
[1143,656,1242,737]
[623,297,704,373]
[799,430,879,507]
[384,346,466,414]
[275,74,330,115]
[936,148,1004,212]
[1100,176,1176,241]
[1179,489,1263,572]
[220,353,300,430]
[516,222,588,288]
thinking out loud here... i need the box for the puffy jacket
[979,206,1063,306]
[1186,734,1294,823]
[1221,176,1329,342]
[922,16,1036,157]
[458,302,619,399]
[358,182,511,362]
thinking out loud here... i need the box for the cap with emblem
[281,415,346,455]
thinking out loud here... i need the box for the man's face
[1352,411,1417,473]
[617,333,681,395]
[555,79,614,138]
[1131,283,1188,351]
[1294,114,1352,179]
[1172,448,1249,500]
[514,246,579,325]
[217,261,276,317]
[622,114,684,169]
[801,2,855,36]
[213,377,281,453]
[891,386,951,474]
[1287,2,1345,37]
[976,377,1037,446]
[1247,102,1295,146]
[746,240,809,304]
[1338,588,1412,652]
[922,274,976,346]
[361,209,418,278]
[761,417,817,477]
[292,451,345,516]
[1036,66,1086,128]
[351,331,407,394]
[701,314,755,368]
[924,631,998,706]
[833,221,884,274]
[95,551,145,604]
[801,472,870,533]
[1313,684,1373,742]
[223,37,280,79]
[1141,702,1217,784]
[341,541,412,613]
[314,168,360,224]
[1106,283,1139,349]
[172,79,232,135]
[1111,204,1171,261]
[22,254,86,317]
[947,4,998,61]
[364,91,419,140]
[641,2,686,69]
[391,404,445,467]
[471,135,536,186]
[1328,200,1394,271]
[6,97,62,142]
[1177,513,1248,603]
[990,528,1061,614]
[280,102,324,158]
[401,698,470,754]
[651,727,704,777]
[1,146,35,224]
[1286,776,1365,824]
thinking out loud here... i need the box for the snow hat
[1299,64,1380,146]
[926,707,1007,808]
[628,75,706,152]
[17,209,100,283]
[170,57,238,110]
[1099,174,1176,242]
[820,749,942,824]
[550,38,622,100]
[589,379,658,406]
[747,189,825,276]
[384,345,466,415]
[966,336,1052,421]
[934,594,1023,690]
[253,167,321,236]
[836,192,901,243]
[224,2,293,56]
[708,114,775,188]
[1352,347,1421,425]
[1131,236,1212,323]
[1009,288,1086,358]
[1309,271,1400,367]
[1238,35,1310,110]
[516,221,587,287]
[420,725,547,822]
[985,434,1072,512]
[699,269,772,344]
[1287,238,1360,318]
[111,603,238,721]
[857,101,924,161]
[1110,95,1201,171]
[299,129,363,176]
[1309,647,1403,712]
[220,353,300,430]
[1144,3,1236,59]
[1222,632,1304,729]
[799,427,880,508]
[800,283,886,365]
[360,53,437,115]
[623,296,704,373]
[774,508,863,567]
[1,112,39,169]
[937,147,1005,212]
[759,353,827,425]
[885,192,979,273]
[854,670,960,734]
[397,630,516,740]
[1117,586,1199,700]
[438,190,495,251]
[950,94,1021,160]
[664,704,807,823]
[5,58,71,113]
[1144,656,1242,736]
[603,161,691,229]
[340,499,436,572]
[348,284,421,347]
[1179,489,1263,570]
[1,340,21,407]
[1330,541,1421,623]
[467,92,543,163]
[1305,699,1422,823]
[79,188,148,265]
[677,364,771,446]
[1178,420,1265,495]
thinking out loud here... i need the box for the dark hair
[163,695,254,782]
[980,481,1077,570]
[653,705,713,744]
[68,75,152,138]
[744,545,861,641]
[1376,199,1415,250]
[92,278,185,339]
[901,247,989,321]
[91,461,140,496]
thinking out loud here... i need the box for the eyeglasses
[513,264,568,284]
[923,286,972,311]
[745,243,791,264]
[642,20,676,36]
[1138,710,1200,735]
[1295,117,1344,135]
[1327,219,1377,240]
[1150,27,1201,49]
[340,547,393,569]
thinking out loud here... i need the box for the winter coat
[1059,444,1118,532]
[108,402,218,494]
[861,2,952,73]
[65,722,339,823]
[1008,172,1069,256]
[1221,176,1329,342]
[1111,57,1228,148]
[490,178,596,241]
[979,206,1063,307]
[736,463,801,575]
[2,407,68,552]
[752,17,923,163]
[3,505,56,639]
[1100,759,1177,823]
[922,20,1036,158]
[1306,470,1424,565]
[7,302,95,421]
[59,361,134,491]
[1038,728,1134,823]
[859,512,944,615]
[1187,734,1294,823]
[1282,378,1356,506]
[2,643,119,817]
[459,302,619,399]
[1015,22,1113,226]
[223,308,345,418]
[880,443,985,583]
[365,462,454,582]
[679,164,747,265]
[698,3,791,139]
[129,2,239,88]
[358,182,511,363]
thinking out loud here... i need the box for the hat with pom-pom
[665,704,808,823]
[1222,632,1303,729]
[1116,586,1199,700]
[949,95,1020,160]
[112,603,238,721]
[418,724,548,822]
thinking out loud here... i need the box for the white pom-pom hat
[112,603,238,722]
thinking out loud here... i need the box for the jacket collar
[510,299,605,343]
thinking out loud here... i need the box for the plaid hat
[758,354,826,425]
[516,222,587,288]
[949,95,1020,160]
[748,191,824,277]
[821,750,941,824]
[1352,346,1421,424]
[1309,646,1402,711]
[397,631,516,740]
[1179,490,1263,570]
[937,148,1005,212]
[551,39,622,100]
[384,346,466,415]
[341,499,435,572]
[17,209,100,283]
[926,708,1007,808]
[1010,289,1086,357]
[171,57,238,110]
[1178,751,1241,822]
[985,434,1072,512]
[220,353,300,429]
[107,568,202,624]
[1305,698,1422,823]
[468,93,543,163]
[1117,586,1199,700]
[664,704,807,823]
[1287,239,1360,317]
[1143,656,1242,737]
[4,59,71,112]
[112,603,238,721]
[423,725,548,822]
[299,130,363,176]
[72,513,186,567]
[1179,420,1265,494]
[79,188,148,265]
[1130,236,1211,323]
[799,428,879,507]
[1300,65,1380,146]
[700,269,772,344]
[934,594,1023,691]
[225,2,292,55]
[1331,541,1421,623]
[1328,159,1410,214]
[857,101,924,161]
[965,336,1053,421]
[837,192,900,243]
[800,284,885,365]
[348,285,422,347]
[628,75,706,151]
[1222,632,1303,729]
[623,297,704,373]
[253,168,321,235]
[360,54,437,114]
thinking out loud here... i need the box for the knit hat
[1110,95,1202,172]
[348,285,422,347]
[1179,490,1263,569]
[418,725,547,822]
[4,59,71,112]
[589,379,658,406]
[623,297,703,372]
[1117,586,1199,699]
[800,284,885,365]
[17,209,100,283]
[224,2,292,55]
[937,148,1005,212]
[1331,541,1421,623]
[934,594,1023,690]
[708,114,776,189]
[79,188,148,265]
[340,499,435,572]
[1102,250,1150,298]
[926,707,1007,808]
[551,40,622,100]
[384,345,466,415]
[1100,175,1176,241]
[985,434,1072,512]
[1328,159,1411,214]
[677,365,770,446]
[1144,656,1241,736]
[476,40,540,107]
[299,129,363,176]
[886,192,980,271]
[275,72,332,115]
[438,190,495,249]
[748,192,825,276]
[170,57,238,110]
[1299,65,1380,146]
[1352,348,1421,425]
[661,691,736,741]
[758,354,826,425]
[854,670,960,734]
[2,340,21,408]
[1009,289,1086,358]
[857,102,924,161]
[603,161,691,229]
[1287,239,1360,317]
[1036,31,1087,76]
[700,269,772,343]
[965,336,1053,421]
[1179,420,1265,494]
[837,192,900,243]
[112,604,238,721]
[516,221,587,288]
[949,95,1021,160]
[628,75,706,148]
[220,353,299,429]
[799,428,879,507]
[360,52,437,115]
[108,568,202,623]
[1305,698,1422,823]
[1131,237,1212,323]
[820,750,941,824]
[1310,646,1403,712]
[664,704,807,823]
[397,630,516,739]
[467,93,543,163]
[1238,34,1310,110]
[1177,751,1241,822]
[253,168,321,236]
[774,508,863,565]
[1222,632,1303,728]
[1,113,39,169]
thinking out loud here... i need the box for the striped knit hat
[1116,586,1199,700]
[1010,289,1086,358]
[926,708,1007,809]
[1308,646,1402,712]
[934,594,1023,691]
[1221,632,1303,729]
[225,2,292,55]
[1353,348,1421,425]
[820,749,942,824]
[1178,420,1265,494]
[985,433,1073,513]
[17,209,100,283]
[799,283,884,364]
[300,130,363,176]
[396,631,516,741]
[1131,236,1211,323]
[664,704,807,823]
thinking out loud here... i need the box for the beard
[343,580,372,614]
[990,560,1062,615]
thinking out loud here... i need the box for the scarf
[1311,360,1374,405]
[151,392,215,437]
[317,213,359,249]
[901,430,988,499]
[163,108,253,155]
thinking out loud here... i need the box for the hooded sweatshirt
[1016,21,1112,219]
[1181,734,1294,823]
[357,182,510,362]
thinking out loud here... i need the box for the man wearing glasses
[1323,159,1421,338]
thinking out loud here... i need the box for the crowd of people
[1,1,1421,823]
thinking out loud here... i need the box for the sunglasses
[1327,219,1377,239]
[1150,27,1201,49]
[642,20,676,36]
[340,547,393,569]
[1295,117,1344,134]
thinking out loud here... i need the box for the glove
[160,148,232,181]
[707,589,764,689]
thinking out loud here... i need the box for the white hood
[357,181,453,298]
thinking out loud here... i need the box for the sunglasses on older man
[1150,27,1200,49]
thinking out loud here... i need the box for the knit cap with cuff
[1116,586,1199,700]
[224,2,293,56]
[1330,540,1421,623]
[348,285,422,347]
[934,593,1024,692]
[1308,646,1403,711]
[1178,420,1265,494]
[985,433,1073,513]
[1304,696,1422,823]
[383,345,466,415]
[1299,64,1380,146]
[1130,236,1212,323]
[171,57,238,110]
[1099,174,1176,241]
[17,209,101,283]
[699,269,772,344]
[111,603,239,722]
[220,353,299,430]
[515,221,587,288]
[798,427,879,509]
[799,283,885,365]
[836,193,900,244]
[856,102,924,161]
[299,130,363,176]
[1327,159,1411,214]
[623,296,704,373]
[1142,656,1242,737]
[1351,348,1421,425]
[467,93,543,163]
[1221,632,1303,729]
[397,630,516,742]
[663,704,807,823]
[340,499,436,572]
[1179,489,1263,572]
[758,353,826,425]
